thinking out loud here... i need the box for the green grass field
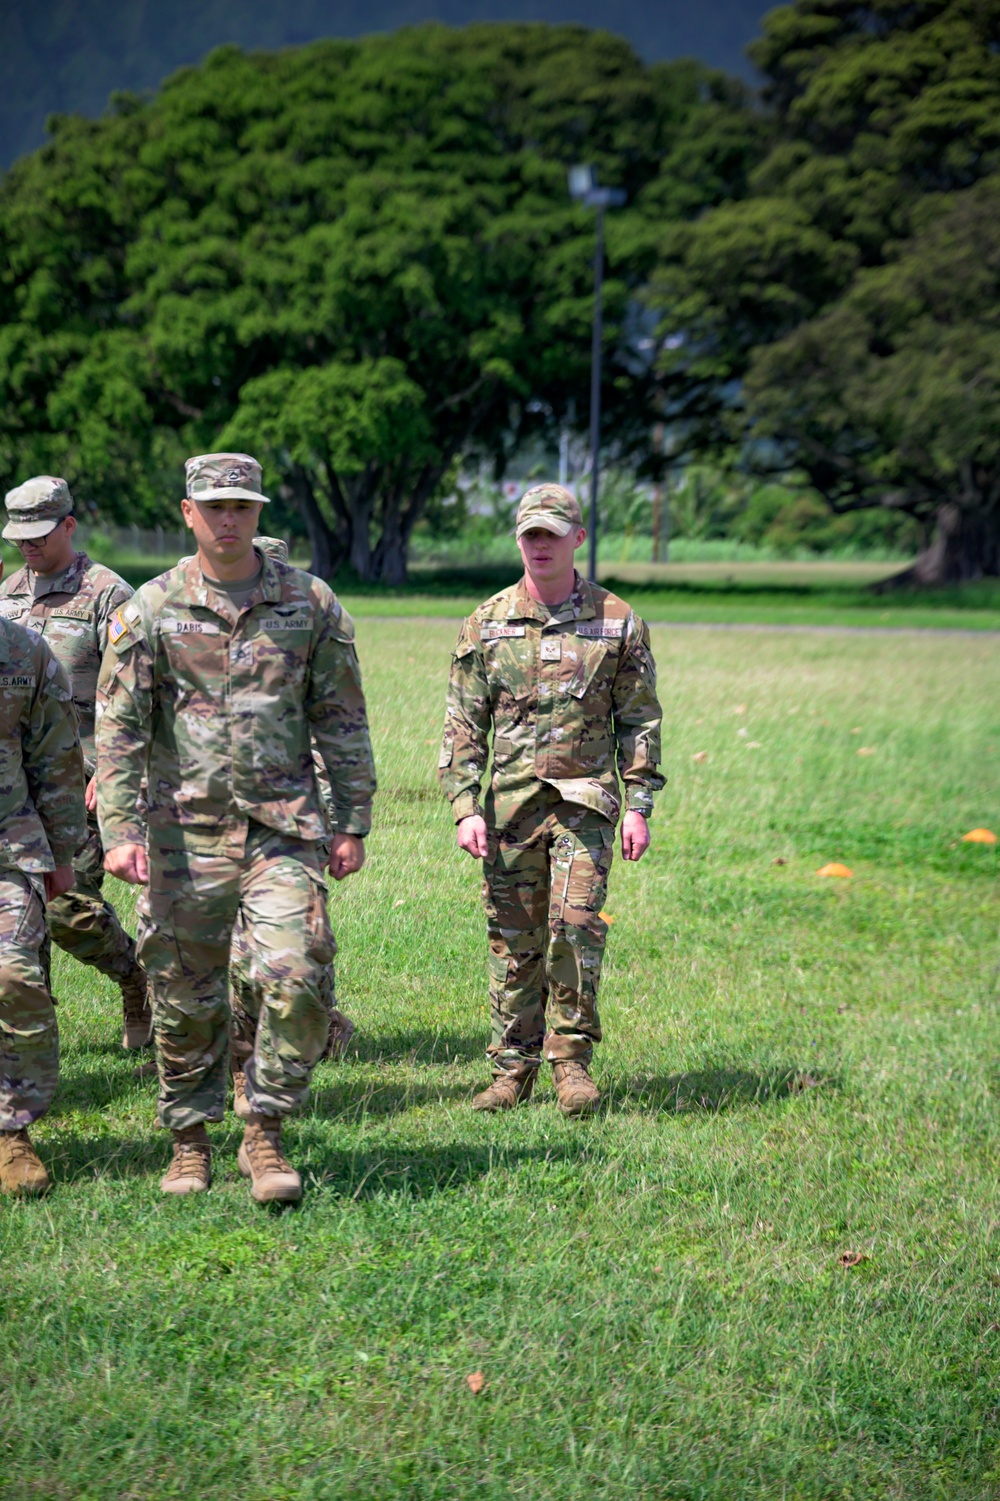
[2,619,999,1499]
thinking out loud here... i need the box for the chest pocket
[485,634,534,702]
[564,637,620,700]
[251,612,312,683]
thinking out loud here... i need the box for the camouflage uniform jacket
[95,550,376,854]
[0,552,133,775]
[0,619,86,872]
[439,572,664,828]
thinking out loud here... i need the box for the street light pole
[588,203,604,584]
[568,165,625,584]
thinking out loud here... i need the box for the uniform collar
[171,548,283,625]
[8,549,89,601]
[506,571,596,625]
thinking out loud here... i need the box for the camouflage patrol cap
[185,452,270,504]
[255,535,289,563]
[514,483,583,540]
[3,476,74,541]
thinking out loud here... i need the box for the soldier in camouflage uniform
[226,537,355,1122]
[96,454,375,1202]
[0,614,87,1194]
[439,484,663,1116]
[0,477,151,1051]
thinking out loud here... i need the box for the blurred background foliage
[0,2,997,584]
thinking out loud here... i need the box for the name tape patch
[257,617,310,631]
[481,624,526,640]
[577,621,625,638]
[0,675,35,688]
[161,619,221,635]
[0,602,24,618]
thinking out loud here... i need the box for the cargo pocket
[488,948,510,999]
[305,874,336,966]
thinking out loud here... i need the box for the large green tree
[0,24,756,581]
[652,0,1000,583]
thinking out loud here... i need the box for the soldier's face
[181,498,262,569]
[17,516,77,575]
[517,525,586,583]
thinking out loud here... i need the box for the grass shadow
[613,1064,837,1115]
[348,1029,485,1065]
[307,1072,473,1122]
[49,1057,155,1115]
[40,1129,164,1183]
[292,1135,584,1199]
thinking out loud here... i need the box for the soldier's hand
[104,842,149,885]
[621,811,651,862]
[43,865,76,901]
[457,814,489,860]
[328,833,365,881]
[84,775,98,812]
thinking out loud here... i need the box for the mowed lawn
[2,619,998,1500]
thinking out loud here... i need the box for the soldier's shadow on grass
[51,1054,155,1114]
[42,1130,164,1184]
[308,1072,473,1122]
[348,1029,485,1065]
[610,1064,838,1116]
[289,1130,584,1200]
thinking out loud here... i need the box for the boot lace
[247,1122,291,1174]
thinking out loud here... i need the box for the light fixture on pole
[568,164,626,583]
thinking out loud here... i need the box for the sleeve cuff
[624,787,655,816]
[50,844,82,866]
[99,828,146,852]
[333,806,372,838]
[450,791,483,823]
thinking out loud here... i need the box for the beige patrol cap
[514,483,583,540]
[3,476,74,541]
[185,452,270,504]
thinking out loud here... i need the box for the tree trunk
[872,500,1000,591]
[281,466,345,582]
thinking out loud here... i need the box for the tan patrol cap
[515,483,583,540]
[185,452,270,504]
[3,476,74,541]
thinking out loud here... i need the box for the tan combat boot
[238,1113,302,1203]
[552,1060,601,1117]
[120,961,153,1050]
[0,1128,50,1196]
[160,1123,211,1195]
[322,1009,356,1060]
[472,1060,537,1112]
[231,1064,252,1122]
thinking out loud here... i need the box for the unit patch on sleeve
[108,609,132,646]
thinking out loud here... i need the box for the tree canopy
[652,0,1000,582]
[0,23,757,580]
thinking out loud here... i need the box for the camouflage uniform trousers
[45,809,138,980]
[483,790,613,1074]
[229,903,342,1068]
[0,870,58,1129]
[138,820,333,1132]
